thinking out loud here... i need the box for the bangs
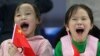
[68,7,79,19]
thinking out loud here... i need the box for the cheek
[14,18,20,24]
[31,18,39,24]
[30,20,37,28]
[87,25,92,31]
[85,22,92,29]
[29,23,37,33]
[85,20,92,26]
[68,22,75,30]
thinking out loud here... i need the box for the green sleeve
[97,42,100,56]
[54,41,63,56]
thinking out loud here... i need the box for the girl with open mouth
[0,1,53,56]
[55,4,100,56]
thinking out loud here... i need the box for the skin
[8,3,39,56]
[14,3,39,38]
[65,7,93,42]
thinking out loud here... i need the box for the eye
[72,18,77,21]
[25,12,31,15]
[82,17,86,20]
[16,14,21,17]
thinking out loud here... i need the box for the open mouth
[76,29,84,34]
[20,22,29,31]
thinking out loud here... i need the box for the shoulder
[60,35,69,40]
[28,35,51,45]
[60,35,70,44]
[98,42,100,49]
[97,42,100,56]
[28,35,46,41]
[0,39,12,49]
[55,41,62,49]
[1,39,12,46]
[61,35,69,38]
[35,35,50,44]
[39,36,52,47]
[34,36,53,56]
[57,35,69,48]
[31,35,52,47]
[89,35,99,40]
[55,41,62,53]
[28,35,52,47]
[54,41,62,56]
[0,39,12,55]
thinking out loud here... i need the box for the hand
[1,39,23,56]
[7,41,18,56]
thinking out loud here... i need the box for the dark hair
[65,4,93,25]
[15,1,40,22]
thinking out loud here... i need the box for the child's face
[66,8,93,42]
[14,3,39,37]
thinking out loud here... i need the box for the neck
[72,37,87,53]
[26,32,35,38]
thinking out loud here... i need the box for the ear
[66,27,69,31]
[36,18,40,24]
[64,24,69,32]
[90,24,94,30]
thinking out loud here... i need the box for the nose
[21,15,26,20]
[77,19,82,25]
[77,19,83,23]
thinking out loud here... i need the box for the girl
[0,1,53,56]
[55,4,100,56]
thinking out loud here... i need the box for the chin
[80,39,85,42]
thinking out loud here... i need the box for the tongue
[77,32,82,38]
[76,29,84,38]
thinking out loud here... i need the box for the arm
[54,41,63,56]
[38,39,53,56]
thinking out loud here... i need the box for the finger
[18,47,23,53]
[8,42,17,50]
